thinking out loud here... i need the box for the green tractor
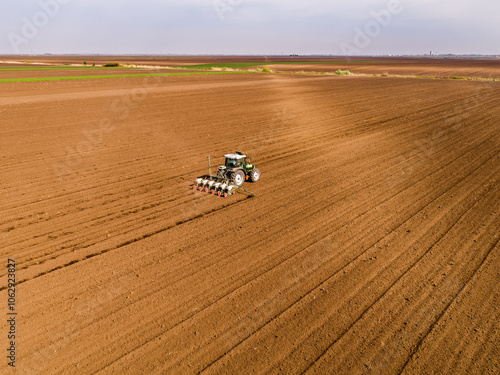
[217,152,260,187]
[193,152,260,197]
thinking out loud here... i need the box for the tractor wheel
[249,168,261,182]
[231,170,245,187]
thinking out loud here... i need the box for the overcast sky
[1,0,498,55]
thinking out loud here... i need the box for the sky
[0,0,498,55]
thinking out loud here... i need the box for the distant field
[177,60,382,70]
[0,66,138,71]
[2,56,498,79]
[0,70,250,83]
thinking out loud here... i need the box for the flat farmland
[3,56,500,79]
[0,66,208,82]
[266,58,500,79]
[1,59,499,374]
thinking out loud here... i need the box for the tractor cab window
[226,159,237,167]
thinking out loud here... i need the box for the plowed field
[1,63,499,374]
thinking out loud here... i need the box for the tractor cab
[224,153,246,168]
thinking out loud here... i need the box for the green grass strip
[0,71,252,83]
[182,62,268,70]
[0,66,141,71]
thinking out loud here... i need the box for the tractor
[193,152,260,197]
[217,152,260,187]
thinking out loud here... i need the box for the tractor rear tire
[249,168,260,182]
[231,170,245,187]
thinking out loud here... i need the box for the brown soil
[1,60,499,374]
